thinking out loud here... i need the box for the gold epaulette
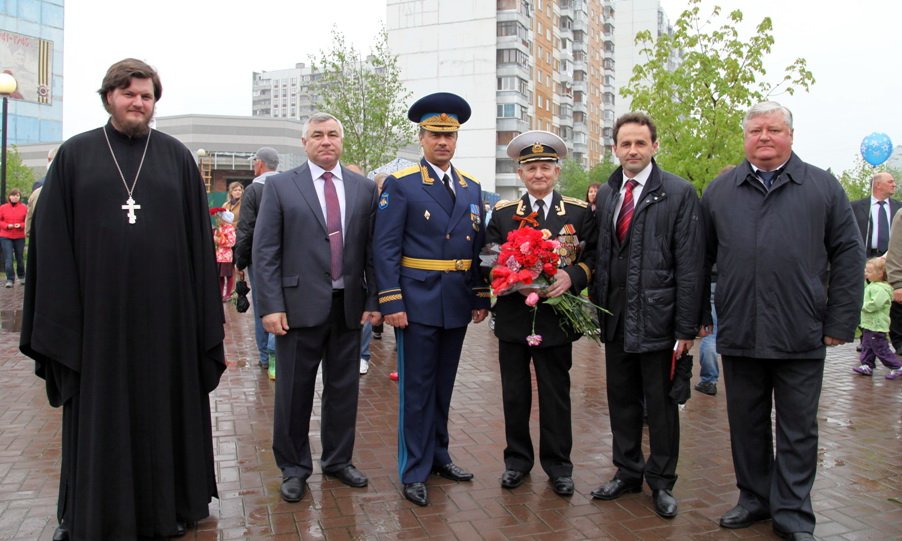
[391,165,420,179]
[456,168,480,185]
[493,200,519,211]
[561,195,589,208]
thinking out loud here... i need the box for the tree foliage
[3,146,36,199]
[558,154,618,199]
[312,27,415,174]
[622,0,815,193]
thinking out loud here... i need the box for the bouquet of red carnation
[488,227,605,345]
[209,206,226,216]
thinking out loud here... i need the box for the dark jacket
[487,192,597,347]
[700,153,864,358]
[234,181,265,270]
[850,195,902,255]
[593,160,703,353]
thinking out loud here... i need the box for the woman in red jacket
[0,188,27,287]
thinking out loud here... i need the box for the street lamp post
[0,72,18,201]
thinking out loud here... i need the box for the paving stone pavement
[0,283,899,540]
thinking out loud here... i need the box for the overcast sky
[62,0,900,174]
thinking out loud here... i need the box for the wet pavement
[0,282,899,540]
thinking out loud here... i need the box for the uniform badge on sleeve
[378,192,390,210]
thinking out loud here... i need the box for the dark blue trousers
[397,323,467,484]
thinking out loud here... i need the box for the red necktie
[616,179,638,243]
[323,171,343,280]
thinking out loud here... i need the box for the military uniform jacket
[486,192,597,347]
[374,159,491,328]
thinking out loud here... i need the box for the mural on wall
[0,30,53,104]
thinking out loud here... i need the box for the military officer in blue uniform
[374,92,491,507]
[486,131,596,497]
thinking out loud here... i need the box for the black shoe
[591,477,642,500]
[551,476,574,496]
[501,469,526,489]
[324,465,368,487]
[173,519,196,537]
[280,477,305,502]
[258,360,269,369]
[652,489,678,518]
[694,381,717,396]
[52,524,69,541]
[403,482,428,506]
[719,504,771,529]
[774,530,816,541]
[432,462,474,481]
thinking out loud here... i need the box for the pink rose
[526,334,543,346]
[525,292,540,307]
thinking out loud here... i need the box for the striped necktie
[616,179,638,243]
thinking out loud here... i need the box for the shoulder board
[561,195,589,208]
[493,200,519,211]
[456,168,480,185]
[391,165,421,178]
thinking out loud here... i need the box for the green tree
[558,158,589,198]
[3,146,36,199]
[312,27,415,173]
[622,0,815,193]
[558,153,618,200]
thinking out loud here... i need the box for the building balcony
[496,117,531,133]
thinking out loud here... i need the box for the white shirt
[613,161,652,226]
[308,160,346,288]
[869,195,892,250]
[426,160,454,195]
[527,192,554,219]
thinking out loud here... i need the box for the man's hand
[675,338,694,356]
[824,336,846,346]
[894,288,902,303]
[472,309,489,323]
[385,311,408,328]
[362,311,383,326]
[698,324,713,338]
[262,312,289,335]
[544,271,572,298]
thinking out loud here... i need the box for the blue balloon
[860,132,893,166]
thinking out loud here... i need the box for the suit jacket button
[445,234,451,240]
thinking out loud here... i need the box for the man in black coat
[850,172,902,351]
[235,147,280,371]
[486,131,596,497]
[590,113,703,519]
[701,101,863,541]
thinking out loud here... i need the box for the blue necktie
[759,170,777,190]
[877,200,889,253]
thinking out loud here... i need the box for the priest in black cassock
[19,58,226,541]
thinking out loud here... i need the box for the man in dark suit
[591,113,703,519]
[373,93,491,507]
[486,131,596,497]
[851,172,902,351]
[253,112,381,503]
[702,102,863,541]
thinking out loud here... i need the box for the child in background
[856,257,902,379]
[212,208,237,302]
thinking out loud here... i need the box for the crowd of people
[14,57,887,541]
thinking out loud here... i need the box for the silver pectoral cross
[121,196,141,224]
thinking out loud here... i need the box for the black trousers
[604,341,679,490]
[722,355,823,534]
[498,340,573,479]
[272,293,360,480]
[889,301,902,352]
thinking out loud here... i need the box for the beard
[111,109,153,138]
